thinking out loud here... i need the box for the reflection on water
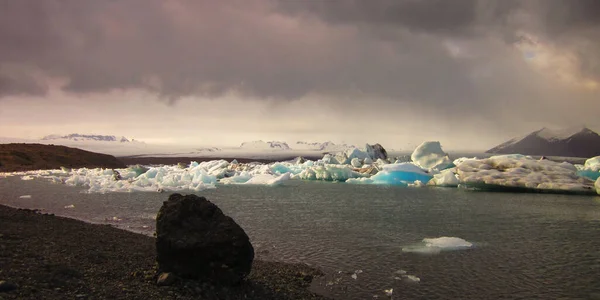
[2,177,600,299]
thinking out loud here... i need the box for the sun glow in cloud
[515,32,598,91]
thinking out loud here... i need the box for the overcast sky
[1,0,599,150]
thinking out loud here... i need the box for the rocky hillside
[0,143,126,172]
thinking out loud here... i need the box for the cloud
[0,0,599,139]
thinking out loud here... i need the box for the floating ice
[21,175,34,181]
[350,158,362,168]
[243,173,291,185]
[596,177,600,195]
[365,163,432,186]
[351,273,357,280]
[585,156,600,172]
[19,195,32,199]
[576,156,600,181]
[402,237,473,254]
[411,141,453,171]
[457,155,596,194]
[297,164,365,182]
[429,168,460,187]
[64,204,75,209]
[405,275,420,282]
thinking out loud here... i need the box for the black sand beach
[0,204,328,300]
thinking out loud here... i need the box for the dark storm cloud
[0,0,598,116]
[276,0,521,36]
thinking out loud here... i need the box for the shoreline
[0,204,329,300]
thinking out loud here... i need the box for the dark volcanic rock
[156,194,254,285]
[0,143,126,172]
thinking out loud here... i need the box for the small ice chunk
[429,168,460,187]
[351,273,357,280]
[406,275,420,282]
[402,236,473,254]
[384,288,393,296]
[596,176,600,195]
[19,195,32,199]
[351,158,362,168]
[21,175,34,181]
[424,236,473,249]
[394,269,407,275]
[64,204,75,209]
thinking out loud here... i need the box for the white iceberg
[243,172,291,185]
[411,141,453,171]
[429,168,459,187]
[365,163,432,185]
[596,176,600,195]
[577,156,600,181]
[456,155,596,194]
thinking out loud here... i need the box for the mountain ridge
[487,127,600,158]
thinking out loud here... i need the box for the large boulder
[156,194,254,285]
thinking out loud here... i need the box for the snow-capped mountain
[487,126,600,158]
[239,140,291,151]
[294,141,356,152]
[41,133,138,143]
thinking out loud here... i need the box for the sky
[1,0,599,151]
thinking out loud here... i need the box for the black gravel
[0,205,329,300]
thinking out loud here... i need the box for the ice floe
[3,140,600,196]
[402,237,473,254]
[19,195,32,199]
[457,155,596,194]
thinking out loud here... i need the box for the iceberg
[596,177,600,195]
[243,172,291,185]
[576,156,600,181]
[411,141,453,171]
[297,164,364,182]
[429,168,459,187]
[350,157,362,168]
[584,156,600,171]
[366,163,432,186]
[456,155,596,194]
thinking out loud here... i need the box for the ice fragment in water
[19,195,32,199]
[402,236,473,254]
[405,275,420,282]
[64,204,75,209]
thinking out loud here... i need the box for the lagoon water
[2,176,600,299]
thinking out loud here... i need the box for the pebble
[157,272,177,286]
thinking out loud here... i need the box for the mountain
[294,141,355,152]
[239,140,291,151]
[41,134,138,143]
[486,126,600,158]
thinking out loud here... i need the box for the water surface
[2,177,600,299]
